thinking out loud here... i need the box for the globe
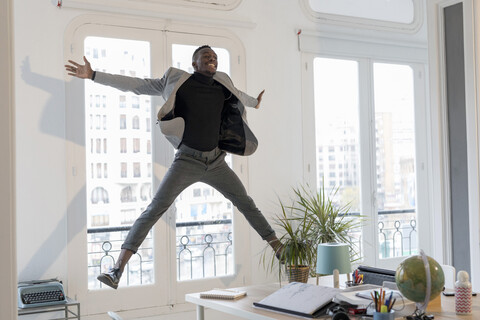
[395,254,445,304]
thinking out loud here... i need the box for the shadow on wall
[18,185,86,281]
[17,56,172,281]
[21,56,88,147]
[18,54,96,281]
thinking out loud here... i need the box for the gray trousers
[122,144,276,253]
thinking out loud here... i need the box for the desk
[18,297,80,320]
[186,283,480,320]
[427,294,479,319]
[186,283,298,320]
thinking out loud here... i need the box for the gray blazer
[94,67,258,156]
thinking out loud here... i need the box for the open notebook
[253,282,341,318]
[200,288,247,300]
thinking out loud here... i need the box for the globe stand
[405,309,435,320]
[407,250,434,320]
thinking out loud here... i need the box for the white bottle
[455,270,472,314]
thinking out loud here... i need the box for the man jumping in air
[65,45,283,289]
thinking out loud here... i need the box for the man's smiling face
[192,47,218,76]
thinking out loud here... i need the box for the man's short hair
[192,45,212,61]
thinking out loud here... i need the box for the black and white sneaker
[97,268,122,289]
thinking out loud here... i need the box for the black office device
[356,265,396,286]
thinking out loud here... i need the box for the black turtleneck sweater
[175,72,230,151]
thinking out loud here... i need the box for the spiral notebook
[199,288,247,300]
[253,282,341,318]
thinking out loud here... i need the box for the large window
[307,0,415,23]
[85,39,238,287]
[311,56,425,268]
[66,20,252,315]
[301,0,422,33]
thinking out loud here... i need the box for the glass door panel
[313,57,363,258]
[171,44,235,281]
[84,36,154,289]
[373,63,418,259]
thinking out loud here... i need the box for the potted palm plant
[262,184,363,282]
[262,200,317,283]
[291,184,363,262]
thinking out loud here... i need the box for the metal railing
[87,226,154,289]
[87,210,417,288]
[87,219,233,288]
[176,219,233,280]
[376,208,418,258]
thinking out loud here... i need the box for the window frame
[300,36,432,269]
[164,30,252,303]
[299,0,424,33]
[65,17,251,316]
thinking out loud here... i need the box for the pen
[382,289,385,308]
[378,289,382,309]
[388,298,396,312]
[376,291,381,312]
[385,291,393,308]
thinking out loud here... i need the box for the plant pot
[287,265,310,283]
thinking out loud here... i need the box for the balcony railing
[87,219,233,289]
[376,208,418,258]
[87,210,417,288]
[87,226,154,289]
[176,219,233,280]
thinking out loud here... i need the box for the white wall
[15,1,73,283]
[12,0,433,318]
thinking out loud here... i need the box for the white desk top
[186,283,304,320]
[186,280,480,320]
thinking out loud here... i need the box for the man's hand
[65,56,94,79]
[255,90,265,109]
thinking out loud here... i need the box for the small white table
[18,297,80,319]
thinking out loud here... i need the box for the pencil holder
[373,311,395,320]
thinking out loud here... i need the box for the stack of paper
[200,289,247,300]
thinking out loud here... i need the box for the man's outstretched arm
[65,56,173,96]
[65,56,94,80]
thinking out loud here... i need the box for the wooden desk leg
[196,305,205,320]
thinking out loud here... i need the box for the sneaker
[97,268,122,289]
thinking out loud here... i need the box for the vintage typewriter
[18,278,66,308]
